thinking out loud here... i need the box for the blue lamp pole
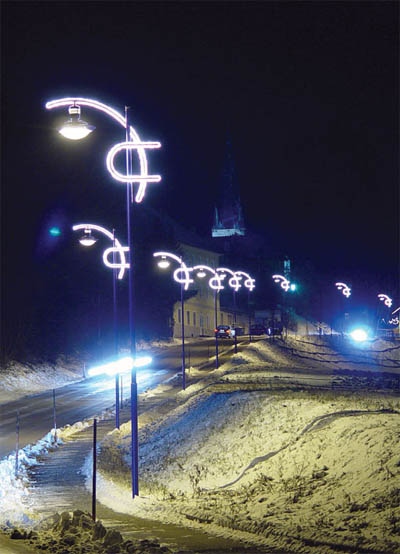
[153,252,193,390]
[72,223,129,429]
[47,97,161,498]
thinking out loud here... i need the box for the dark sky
[2,1,399,312]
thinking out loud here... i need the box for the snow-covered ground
[1,336,400,553]
[94,337,400,553]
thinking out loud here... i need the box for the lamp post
[72,223,129,429]
[47,97,161,498]
[153,251,193,390]
[191,265,225,369]
[335,282,351,336]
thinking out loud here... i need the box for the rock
[59,511,71,533]
[62,533,77,546]
[80,513,95,529]
[105,545,121,554]
[71,509,86,526]
[103,529,123,547]
[93,520,107,541]
[10,529,25,539]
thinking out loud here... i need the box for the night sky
[2,1,399,353]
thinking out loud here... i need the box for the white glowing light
[388,317,399,325]
[217,267,242,292]
[272,274,290,292]
[235,271,256,292]
[103,246,130,272]
[153,251,193,290]
[192,265,223,291]
[106,141,161,185]
[46,97,161,203]
[88,356,152,377]
[350,329,368,342]
[73,223,129,280]
[59,122,94,140]
[378,294,392,308]
[335,282,351,298]
[79,230,97,246]
[158,259,170,269]
[197,270,206,278]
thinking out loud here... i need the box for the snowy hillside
[96,337,400,553]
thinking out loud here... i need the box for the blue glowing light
[290,283,297,291]
[349,329,368,342]
[88,356,152,377]
[49,227,61,237]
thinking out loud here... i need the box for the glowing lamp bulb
[49,226,61,237]
[350,329,368,342]
[290,283,296,291]
[79,231,97,247]
[58,105,95,140]
[158,258,170,269]
[197,270,206,278]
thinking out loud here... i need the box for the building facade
[171,243,249,338]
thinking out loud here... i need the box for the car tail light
[214,329,218,333]
[227,329,231,334]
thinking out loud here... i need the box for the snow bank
[96,336,400,553]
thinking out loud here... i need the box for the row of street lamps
[46,96,162,497]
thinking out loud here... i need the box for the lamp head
[79,229,97,247]
[197,269,206,278]
[58,104,95,140]
[158,256,170,269]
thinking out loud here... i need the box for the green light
[49,227,61,237]
[290,283,297,292]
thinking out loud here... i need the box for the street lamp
[47,97,161,498]
[153,251,192,389]
[335,282,351,298]
[73,223,129,429]
[378,294,392,308]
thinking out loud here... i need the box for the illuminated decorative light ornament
[378,294,392,308]
[88,355,152,377]
[73,223,129,280]
[388,317,399,325]
[272,274,290,292]
[217,267,242,292]
[46,97,161,203]
[235,271,256,292]
[192,265,222,291]
[153,252,193,290]
[335,282,351,298]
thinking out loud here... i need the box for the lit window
[178,309,181,323]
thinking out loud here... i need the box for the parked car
[250,324,267,336]
[215,325,233,338]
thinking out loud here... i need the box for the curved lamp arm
[73,223,129,280]
[46,97,161,203]
[153,251,193,290]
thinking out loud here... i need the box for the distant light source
[58,105,95,140]
[290,283,297,291]
[49,226,61,236]
[197,270,206,278]
[88,355,152,377]
[349,329,368,342]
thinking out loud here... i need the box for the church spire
[212,137,245,238]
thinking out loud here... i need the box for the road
[0,337,242,459]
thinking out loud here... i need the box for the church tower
[212,137,245,239]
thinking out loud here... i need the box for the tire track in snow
[215,409,400,489]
